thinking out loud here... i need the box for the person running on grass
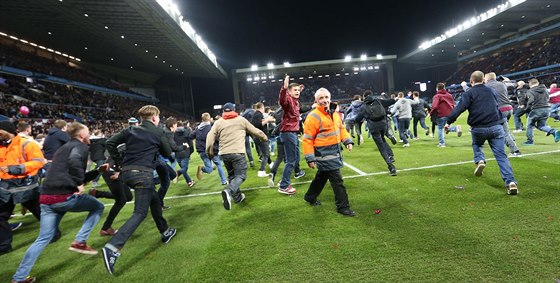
[446,71,519,195]
[206,103,268,210]
[101,105,177,275]
[12,122,106,283]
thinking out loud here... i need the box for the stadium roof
[399,0,560,65]
[233,55,397,78]
[0,0,227,79]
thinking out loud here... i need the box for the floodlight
[283,62,291,67]
[251,64,258,71]
[267,63,274,69]
[360,54,367,60]
[374,66,380,70]
[344,55,351,62]
[376,54,383,59]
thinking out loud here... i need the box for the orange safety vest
[302,106,352,171]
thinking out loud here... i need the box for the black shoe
[389,156,396,163]
[162,205,171,210]
[249,161,254,168]
[50,229,62,244]
[294,171,305,179]
[389,136,397,145]
[102,246,120,275]
[337,208,356,217]
[221,190,231,210]
[307,200,321,206]
[389,167,397,176]
[161,227,177,243]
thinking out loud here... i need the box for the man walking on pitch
[302,88,355,216]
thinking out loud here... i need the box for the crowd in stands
[0,47,190,136]
[0,42,136,93]
[447,36,560,84]
[240,71,384,107]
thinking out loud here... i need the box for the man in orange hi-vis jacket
[0,120,46,255]
[302,88,355,217]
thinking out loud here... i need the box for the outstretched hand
[283,75,290,89]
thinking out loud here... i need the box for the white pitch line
[343,161,367,175]
[10,149,560,216]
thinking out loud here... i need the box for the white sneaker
[507,182,518,195]
[403,143,410,147]
[512,129,523,133]
[474,161,485,177]
[267,173,274,187]
[257,171,268,177]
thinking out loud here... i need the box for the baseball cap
[128,117,139,124]
[222,103,235,112]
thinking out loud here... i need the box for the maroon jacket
[430,89,455,118]
[279,87,300,132]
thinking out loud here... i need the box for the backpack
[365,99,386,121]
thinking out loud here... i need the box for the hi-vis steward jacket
[302,106,353,171]
[0,135,46,204]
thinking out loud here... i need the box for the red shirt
[278,87,300,132]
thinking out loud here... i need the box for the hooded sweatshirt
[392,98,419,119]
[206,111,267,156]
[430,89,455,118]
[526,84,550,110]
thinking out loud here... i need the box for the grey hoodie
[526,84,550,110]
[392,98,419,119]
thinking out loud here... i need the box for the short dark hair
[17,121,30,132]
[436,83,446,90]
[288,83,300,90]
[165,117,177,128]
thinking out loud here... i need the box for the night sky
[177,0,504,113]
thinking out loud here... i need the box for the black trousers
[372,129,394,168]
[99,172,134,230]
[304,169,349,210]
[0,193,41,253]
[254,139,270,171]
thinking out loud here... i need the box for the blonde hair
[138,105,160,121]
[201,112,211,122]
[470,71,485,83]
[67,122,87,139]
[485,72,497,80]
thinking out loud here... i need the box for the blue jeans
[199,152,227,184]
[269,136,277,154]
[13,194,104,281]
[155,161,176,206]
[244,136,254,163]
[500,110,519,153]
[436,117,457,145]
[279,132,300,189]
[513,106,525,130]
[471,124,516,186]
[526,108,555,143]
[550,103,560,120]
[106,170,168,250]
[221,154,247,202]
[176,157,192,183]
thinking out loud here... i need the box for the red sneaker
[100,228,117,236]
[277,185,296,195]
[69,241,98,255]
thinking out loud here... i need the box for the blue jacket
[447,84,502,128]
[42,127,69,160]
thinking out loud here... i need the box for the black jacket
[89,137,107,161]
[355,96,396,132]
[42,127,70,160]
[106,121,172,171]
[43,139,99,195]
[174,127,194,159]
